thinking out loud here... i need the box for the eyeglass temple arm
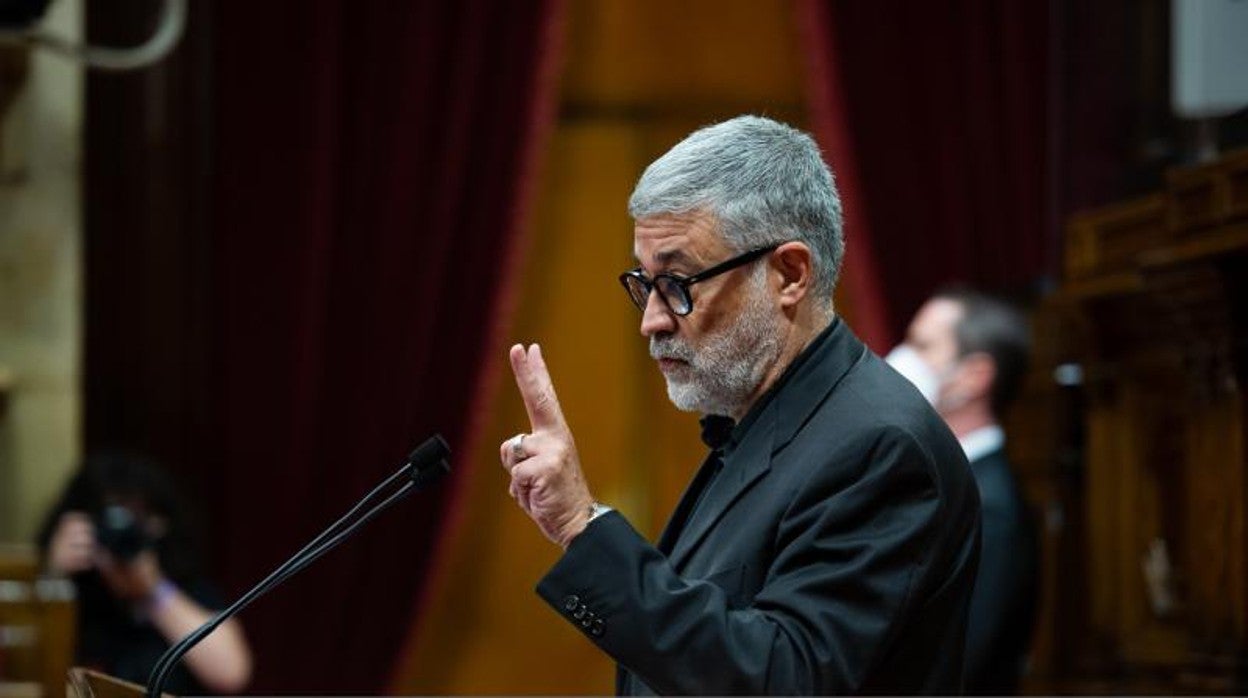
[682,244,780,285]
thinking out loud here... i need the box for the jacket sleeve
[536,428,953,695]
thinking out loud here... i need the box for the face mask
[884,344,940,405]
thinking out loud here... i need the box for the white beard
[649,271,782,417]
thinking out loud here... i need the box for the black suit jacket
[537,319,981,694]
[963,447,1038,694]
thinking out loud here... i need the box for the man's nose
[639,289,677,337]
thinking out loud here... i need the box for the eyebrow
[634,248,694,269]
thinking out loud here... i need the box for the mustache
[650,336,695,362]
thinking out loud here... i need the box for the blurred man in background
[888,288,1039,694]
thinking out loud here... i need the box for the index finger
[509,343,567,432]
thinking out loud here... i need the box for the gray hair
[935,287,1032,415]
[628,115,844,304]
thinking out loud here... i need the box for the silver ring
[510,433,527,461]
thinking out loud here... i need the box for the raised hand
[500,343,595,548]
[46,512,96,576]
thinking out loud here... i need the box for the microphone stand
[145,434,451,697]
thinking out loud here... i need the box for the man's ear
[957,352,997,401]
[772,241,812,309]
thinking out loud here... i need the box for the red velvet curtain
[86,0,564,693]
[797,0,893,352]
[798,0,1054,345]
[209,2,564,692]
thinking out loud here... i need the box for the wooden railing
[0,546,75,698]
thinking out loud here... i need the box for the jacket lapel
[668,407,775,570]
[770,318,868,451]
[656,448,725,556]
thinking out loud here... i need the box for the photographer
[37,453,252,694]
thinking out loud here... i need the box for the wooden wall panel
[1028,150,1248,693]
[562,0,803,109]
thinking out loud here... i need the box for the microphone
[146,435,451,697]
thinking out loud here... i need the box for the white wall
[0,0,83,543]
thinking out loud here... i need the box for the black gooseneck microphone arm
[145,434,451,697]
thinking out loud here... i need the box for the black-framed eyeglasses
[618,243,780,317]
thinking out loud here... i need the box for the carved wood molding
[1062,149,1248,401]
[1066,149,1248,281]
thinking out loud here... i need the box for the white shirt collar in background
[959,424,1004,463]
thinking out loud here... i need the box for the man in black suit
[499,116,981,694]
[887,288,1039,694]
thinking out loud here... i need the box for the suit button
[590,619,604,637]
[562,595,579,611]
[573,607,587,620]
[580,615,593,628]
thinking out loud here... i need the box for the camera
[93,505,152,561]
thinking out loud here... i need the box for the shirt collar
[699,415,735,450]
[959,424,1005,463]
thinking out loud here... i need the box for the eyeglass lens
[622,274,692,316]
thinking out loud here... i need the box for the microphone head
[407,434,451,489]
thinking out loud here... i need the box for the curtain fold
[797,0,1053,345]
[796,0,893,352]
[207,2,565,691]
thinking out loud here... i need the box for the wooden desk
[66,668,156,698]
